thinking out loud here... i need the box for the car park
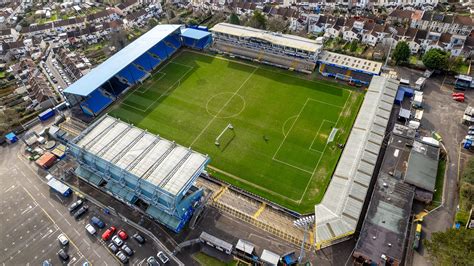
[91,216,105,228]
[108,242,118,253]
[112,235,123,247]
[73,205,89,219]
[58,249,69,261]
[118,229,128,240]
[85,224,96,235]
[121,244,133,256]
[132,233,145,244]
[102,226,116,241]
[116,251,129,263]
[157,251,169,264]
[57,233,68,245]
[147,256,160,266]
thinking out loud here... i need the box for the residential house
[324,17,345,39]
[461,36,474,58]
[387,9,414,25]
[86,8,119,24]
[414,29,430,52]
[117,0,140,14]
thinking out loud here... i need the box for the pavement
[0,142,179,265]
[393,67,471,266]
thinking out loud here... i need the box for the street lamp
[293,215,315,263]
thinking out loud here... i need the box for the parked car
[117,229,128,240]
[121,244,133,256]
[147,256,160,266]
[112,235,123,247]
[90,216,105,228]
[108,242,118,253]
[132,233,145,244]
[57,233,68,245]
[157,251,169,264]
[102,226,116,241]
[73,205,89,219]
[85,224,96,235]
[57,249,69,261]
[452,92,465,97]
[453,96,465,102]
[116,251,129,263]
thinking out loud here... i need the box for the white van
[85,224,96,235]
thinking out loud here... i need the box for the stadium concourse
[62,24,211,117]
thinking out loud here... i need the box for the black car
[57,249,69,261]
[147,256,160,266]
[132,233,145,244]
[73,205,89,219]
[68,199,83,213]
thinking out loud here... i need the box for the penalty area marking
[309,119,336,153]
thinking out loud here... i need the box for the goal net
[215,123,235,149]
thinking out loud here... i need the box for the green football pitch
[110,50,364,213]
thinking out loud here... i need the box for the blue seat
[117,65,147,84]
[149,43,168,60]
[81,89,114,115]
[133,55,154,72]
[142,52,161,69]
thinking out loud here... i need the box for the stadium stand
[314,76,399,248]
[210,23,322,73]
[63,25,181,116]
[318,51,382,85]
[80,89,114,116]
[117,64,149,85]
[181,28,213,50]
[69,115,210,232]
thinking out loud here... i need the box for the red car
[452,92,465,97]
[453,96,465,102]
[102,226,116,241]
[117,229,128,240]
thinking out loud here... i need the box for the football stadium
[64,23,393,247]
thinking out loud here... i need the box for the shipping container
[38,108,55,121]
[47,177,72,197]
[35,152,57,169]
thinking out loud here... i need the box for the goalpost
[215,123,234,146]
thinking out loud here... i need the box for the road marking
[93,249,101,258]
[33,184,39,191]
[73,228,80,236]
[48,201,54,208]
[40,192,46,198]
[83,239,90,247]
[5,184,15,193]
[55,209,63,217]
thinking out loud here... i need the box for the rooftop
[404,140,439,192]
[64,24,181,96]
[315,76,399,246]
[73,115,209,196]
[318,51,382,75]
[354,133,416,264]
[210,23,322,53]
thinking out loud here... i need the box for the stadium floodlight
[294,215,315,263]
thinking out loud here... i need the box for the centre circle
[206,92,246,119]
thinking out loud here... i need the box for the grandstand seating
[116,64,148,85]
[141,52,161,69]
[351,71,373,84]
[133,54,154,72]
[213,41,316,72]
[102,77,129,96]
[149,42,169,60]
[80,89,114,115]
[320,64,373,85]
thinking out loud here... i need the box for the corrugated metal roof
[315,76,399,246]
[64,24,181,96]
[74,115,209,195]
[181,28,211,39]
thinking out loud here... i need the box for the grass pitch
[110,51,364,213]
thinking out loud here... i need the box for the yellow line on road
[252,202,266,219]
[213,185,228,202]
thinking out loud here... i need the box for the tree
[229,13,240,25]
[148,18,158,28]
[424,229,474,266]
[392,41,410,64]
[267,17,288,32]
[350,40,358,52]
[187,18,198,26]
[422,48,449,71]
[447,56,464,73]
[110,30,128,50]
[247,10,266,29]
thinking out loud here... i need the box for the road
[0,142,178,265]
